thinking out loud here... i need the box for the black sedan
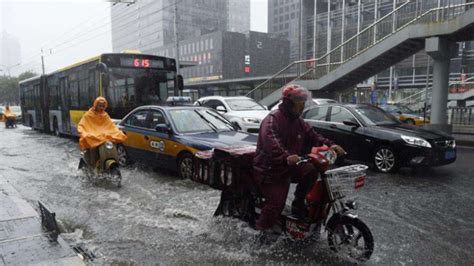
[303,103,456,173]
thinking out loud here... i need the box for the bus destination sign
[120,58,164,69]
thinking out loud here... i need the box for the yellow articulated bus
[19,53,181,136]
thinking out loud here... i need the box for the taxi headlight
[242,117,260,124]
[401,135,432,148]
[105,141,114,150]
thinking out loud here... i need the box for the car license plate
[445,150,456,160]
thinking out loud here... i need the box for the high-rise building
[154,31,289,83]
[267,0,305,62]
[227,0,251,33]
[111,0,250,54]
[0,31,21,75]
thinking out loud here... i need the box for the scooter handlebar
[296,156,310,165]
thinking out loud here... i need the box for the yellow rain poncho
[3,106,16,119]
[78,97,127,150]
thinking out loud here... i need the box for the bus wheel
[29,115,34,128]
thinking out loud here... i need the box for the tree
[18,71,37,82]
[0,71,38,105]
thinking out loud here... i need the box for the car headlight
[401,135,432,148]
[242,117,260,124]
[105,141,114,150]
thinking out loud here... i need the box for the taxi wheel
[178,153,193,179]
[117,145,129,167]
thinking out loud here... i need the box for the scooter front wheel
[109,167,122,188]
[327,216,374,261]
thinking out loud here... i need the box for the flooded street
[1,125,473,265]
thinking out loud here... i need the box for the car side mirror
[343,120,360,128]
[155,123,172,134]
[216,106,226,113]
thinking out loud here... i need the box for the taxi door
[144,110,176,168]
[119,109,156,163]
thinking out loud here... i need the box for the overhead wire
[13,0,217,73]
[18,4,113,66]
[47,0,182,55]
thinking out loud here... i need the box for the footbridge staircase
[247,1,474,108]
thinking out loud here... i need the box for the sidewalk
[0,175,84,265]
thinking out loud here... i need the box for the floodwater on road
[1,125,473,264]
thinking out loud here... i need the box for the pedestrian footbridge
[247,1,474,125]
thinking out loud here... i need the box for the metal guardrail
[451,107,474,125]
[450,107,474,135]
[247,1,474,103]
[398,77,474,109]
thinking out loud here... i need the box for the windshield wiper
[205,111,235,131]
[194,110,218,132]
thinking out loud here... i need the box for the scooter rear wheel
[327,216,374,261]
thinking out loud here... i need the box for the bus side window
[59,77,69,107]
[88,69,96,101]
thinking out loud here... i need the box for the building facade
[111,0,250,54]
[268,0,474,102]
[154,31,290,84]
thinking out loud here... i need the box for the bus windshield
[106,67,175,109]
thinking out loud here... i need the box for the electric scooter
[208,146,374,261]
[78,141,122,188]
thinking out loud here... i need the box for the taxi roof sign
[166,96,193,106]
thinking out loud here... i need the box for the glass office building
[111,0,250,54]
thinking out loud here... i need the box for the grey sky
[0,0,267,76]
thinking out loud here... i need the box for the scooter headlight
[346,200,357,210]
[105,141,114,150]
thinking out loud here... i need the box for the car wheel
[178,152,193,179]
[405,119,415,125]
[117,145,129,167]
[373,146,399,173]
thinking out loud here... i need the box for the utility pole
[174,0,181,96]
[41,49,45,75]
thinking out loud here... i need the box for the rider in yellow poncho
[78,97,127,166]
[3,105,16,119]
[3,105,16,127]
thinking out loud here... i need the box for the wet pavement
[1,125,473,265]
[0,176,83,265]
